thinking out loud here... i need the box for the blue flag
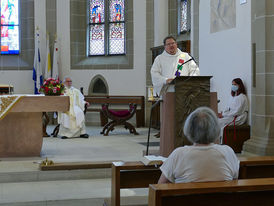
[33,30,43,94]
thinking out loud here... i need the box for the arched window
[88,0,125,56]
[0,0,20,54]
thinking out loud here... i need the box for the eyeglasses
[165,42,177,46]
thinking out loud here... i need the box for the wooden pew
[110,161,162,206]
[84,96,145,127]
[108,156,274,206]
[148,178,274,206]
[239,156,274,179]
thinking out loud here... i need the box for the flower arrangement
[39,78,65,96]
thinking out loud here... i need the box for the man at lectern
[151,36,200,96]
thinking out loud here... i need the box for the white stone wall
[57,0,147,96]
[154,0,168,47]
[0,0,147,97]
[199,0,252,119]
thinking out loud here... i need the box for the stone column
[243,0,274,155]
[191,0,199,63]
[145,0,155,126]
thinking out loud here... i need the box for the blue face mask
[231,85,239,92]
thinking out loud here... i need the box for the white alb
[219,93,248,143]
[151,48,200,95]
[58,86,86,138]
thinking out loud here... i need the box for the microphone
[188,53,198,65]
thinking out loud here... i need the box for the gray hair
[183,107,220,144]
[63,76,72,82]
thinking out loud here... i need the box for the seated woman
[158,107,239,184]
[218,78,248,144]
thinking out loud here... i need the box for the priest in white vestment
[151,36,200,96]
[58,77,89,139]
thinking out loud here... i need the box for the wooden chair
[223,124,250,153]
[85,95,145,127]
[101,103,139,136]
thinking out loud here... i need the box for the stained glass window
[0,0,19,54]
[89,24,105,55]
[109,23,124,54]
[90,0,104,23]
[88,0,125,56]
[179,0,189,34]
[109,0,124,22]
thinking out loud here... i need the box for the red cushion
[109,109,130,117]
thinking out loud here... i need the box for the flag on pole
[44,33,52,79]
[32,28,43,94]
[52,36,59,80]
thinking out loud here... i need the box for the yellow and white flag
[44,33,52,79]
[52,36,59,80]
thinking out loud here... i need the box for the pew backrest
[239,156,274,179]
[110,156,274,206]
[148,178,274,206]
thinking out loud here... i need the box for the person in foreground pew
[58,76,89,139]
[158,107,239,184]
[150,35,200,96]
[218,78,248,144]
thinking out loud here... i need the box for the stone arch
[88,75,109,96]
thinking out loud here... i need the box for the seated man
[58,77,89,139]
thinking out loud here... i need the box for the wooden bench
[223,124,250,153]
[84,96,145,128]
[148,178,274,206]
[110,161,162,206]
[0,84,14,95]
[108,156,274,206]
[239,156,274,179]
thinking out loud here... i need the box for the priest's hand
[166,78,173,84]
[218,112,223,118]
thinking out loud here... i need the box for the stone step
[0,161,111,183]
[0,179,148,206]
[0,168,111,183]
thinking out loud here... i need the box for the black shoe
[61,136,68,139]
[80,134,89,138]
[154,132,160,138]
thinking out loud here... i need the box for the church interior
[1,0,274,205]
